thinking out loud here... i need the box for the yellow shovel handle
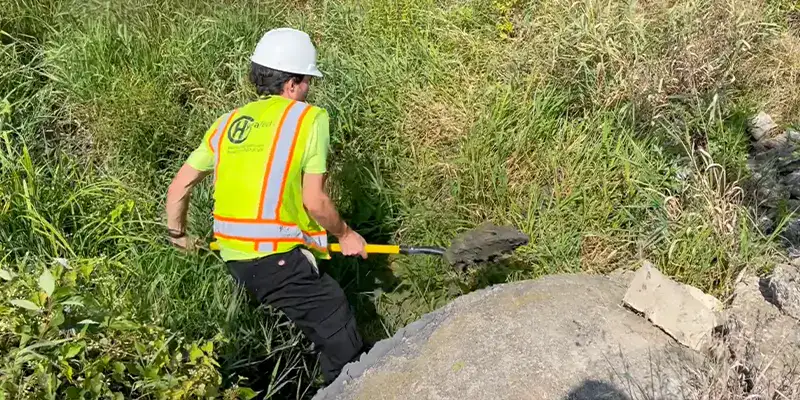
[208,241,400,254]
[329,243,401,254]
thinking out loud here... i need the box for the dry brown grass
[496,0,798,122]
[580,234,632,272]
[748,32,800,123]
[400,89,473,149]
[683,330,800,399]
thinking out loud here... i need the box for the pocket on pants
[316,304,362,362]
[299,248,319,276]
[316,302,352,339]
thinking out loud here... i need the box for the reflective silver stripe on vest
[214,219,328,249]
[260,102,309,220]
[210,112,232,155]
[305,233,328,249]
[214,220,284,238]
[257,242,275,252]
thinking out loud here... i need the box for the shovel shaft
[330,244,445,256]
[209,242,444,256]
[329,243,400,254]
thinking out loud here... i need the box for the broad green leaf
[109,319,138,331]
[144,366,159,380]
[90,373,102,394]
[61,362,74,381]
[62,296,84,307]
[50,309,65,329]
[64,386,81,399]
[201,341,214,354]
[10,299,39,311]
[63,343,83,359]
[189,345,203,363]
[38,268,55,297]
[113,361,126,375]
[205,385,219,397]
[64,270,77,285]
[0,268,13,281]
[20,338,70,352]
[238,387,258,400]
[20,332,31,347]
[52,287,74,300]
[80,263,94,280]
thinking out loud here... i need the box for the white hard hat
[251,28,323,78]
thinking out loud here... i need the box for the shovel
[209,222,529,270]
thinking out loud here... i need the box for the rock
[755,183,788,208]
[726,275,800,396]
[608,268,635,287]
[759,217,775,234]
[785,170,800,198]
[783,218,800,245]
[751,143,796,166]
[769,264,800,320]
[623,262,723,352]
[315,274,701,400]
[754,132,789,152]
[749,111,779,141]
[746,154,789,208]
[789,129,800,143]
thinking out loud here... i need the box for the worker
[164,27,368,386]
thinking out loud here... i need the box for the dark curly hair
[249,62,305,96]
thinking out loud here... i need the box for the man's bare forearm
[165,164,209,235]
[166,181,191,234]
[305,193,349,238]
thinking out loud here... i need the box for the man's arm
[302,173,367,258]
[166,163,210,248]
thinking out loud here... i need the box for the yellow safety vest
[209,96,330,260]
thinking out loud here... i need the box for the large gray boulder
[726,274,800,396]
[314,274,701,400]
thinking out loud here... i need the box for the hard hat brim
[250,58,323,78]
[307,67,323,78]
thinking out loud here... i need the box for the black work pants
[225,247,364,384]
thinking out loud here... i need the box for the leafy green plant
[0,261,256,399]
[492,0,518,38]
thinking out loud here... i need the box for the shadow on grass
[564,380,631,400]
[325,155,402,343]
[461,257,536,292]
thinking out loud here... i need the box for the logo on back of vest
[228,116,254,144]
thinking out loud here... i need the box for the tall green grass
[1,0,798,397]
